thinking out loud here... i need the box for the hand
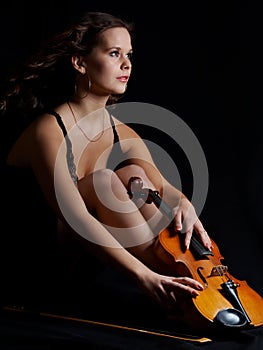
[172,197,212,250]
[138,269,204,313]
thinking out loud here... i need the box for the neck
[71,94,109,117]
[67,101,108,143]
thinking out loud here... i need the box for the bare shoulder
[110,114,140,139]
[31,112,64,140]
[7,112,64,167]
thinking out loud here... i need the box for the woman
[0,12,212,319]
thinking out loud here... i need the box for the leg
[78,167,156,247]
[77,166,169,271]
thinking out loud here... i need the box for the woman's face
[84,27,133,96]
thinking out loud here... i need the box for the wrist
[128,261,152,284]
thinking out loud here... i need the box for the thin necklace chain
[67,101,106,142]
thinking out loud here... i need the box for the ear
[71,55,87,74]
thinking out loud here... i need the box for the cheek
[90,62,117,84]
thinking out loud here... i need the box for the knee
[115,164,152,188]
[79,168,120,193]
[78,169,126,205]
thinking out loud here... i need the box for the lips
[117,76,129,83]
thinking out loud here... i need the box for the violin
[128,176,263,332]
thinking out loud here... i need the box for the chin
[114,89,125,95]
[115,85,127,94]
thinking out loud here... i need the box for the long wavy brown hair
[0,12,134,120]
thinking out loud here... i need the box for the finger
[175,276,204,290]
[194,220,213,250]
[169,290,177,303]
[170,281,200,297]
[164,277,203,297]
[150,286,167,307]
[184,228,193,250]
[173,208,183,231]
[154,283,177,313]
[165,291,179,315]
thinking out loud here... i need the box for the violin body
[154,227,263,332]
[128,176,263,332]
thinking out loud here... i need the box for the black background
[0,1,262,348]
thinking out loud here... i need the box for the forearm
[66,213,152,283]
[161,181,186,211]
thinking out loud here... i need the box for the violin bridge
[209,265,228,277]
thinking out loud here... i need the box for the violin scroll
[127,176,160,204]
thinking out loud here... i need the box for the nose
[121,57,131,70]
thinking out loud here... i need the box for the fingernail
[192,290,199,296]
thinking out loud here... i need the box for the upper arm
[29,115,80,220]
[117,123,170,191]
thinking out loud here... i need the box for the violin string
[216,265,226,283]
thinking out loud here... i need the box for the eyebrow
[108,46,133,52]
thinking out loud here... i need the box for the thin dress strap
[107,113,126,171]
[49,110,78,185]
[109,113,120,144]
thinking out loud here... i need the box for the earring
[74,74,91,100]
[74,83,88,99]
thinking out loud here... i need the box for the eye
[126,52,133,60]
[110,50,120,57]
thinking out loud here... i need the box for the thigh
[77,168,128,214]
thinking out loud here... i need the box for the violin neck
[148,189,212,257]
[148,189,174,221]
[128,177,212,257]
